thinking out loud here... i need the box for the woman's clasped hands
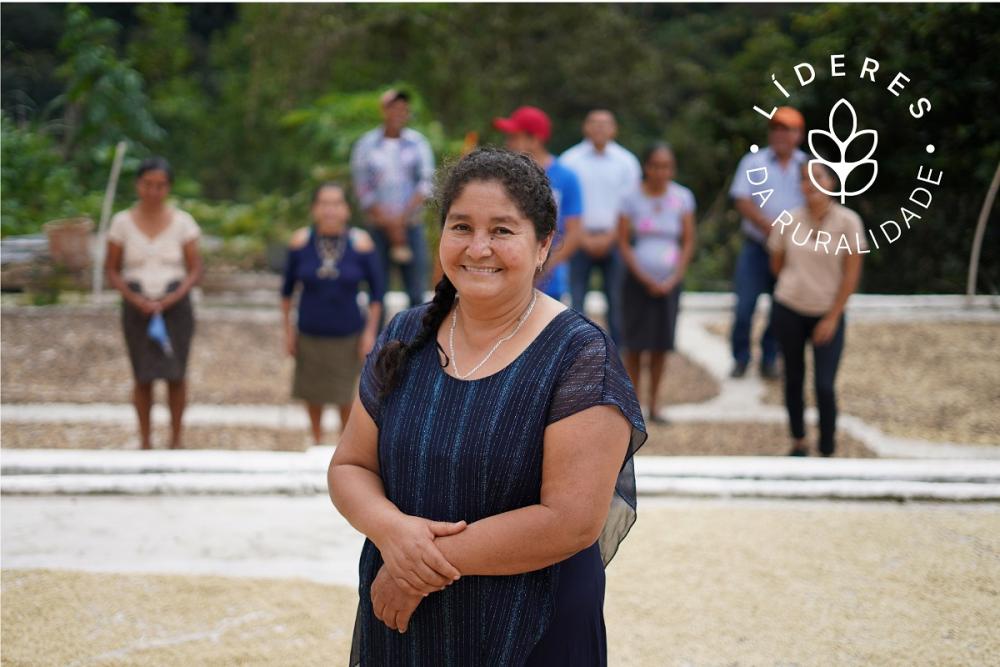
[370,514,467,633]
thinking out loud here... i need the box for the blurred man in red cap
[350,89,435,323]
[493,106,582,302]
[727,106,806,379]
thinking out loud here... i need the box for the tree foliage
[2,3,997,292]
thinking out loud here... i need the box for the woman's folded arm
[433,404,631,576]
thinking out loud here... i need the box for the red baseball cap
[493,106,552,143]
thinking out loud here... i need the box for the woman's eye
[450,223,470,232]
[493,227,513,236]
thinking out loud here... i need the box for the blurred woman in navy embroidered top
[281,183,385,446]
[329,147,646,666]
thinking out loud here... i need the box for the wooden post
[966,160,1000,305]
[92,141,128,298]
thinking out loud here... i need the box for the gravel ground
[2,311,293,405]
[632,355,720,407]
[706,319,1000,445]
[3,500,997,666]
[0,421,869,458]
[1,310,719,407]
[0,422,307,452]
[640,421,876,458]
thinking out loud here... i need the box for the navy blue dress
[353,304,647,666]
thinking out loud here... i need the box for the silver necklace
[449,290,538,380]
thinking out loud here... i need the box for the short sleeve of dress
[729,153,753,199]
[547,329,648,566]
[177,211,201,244]
[681,186,697,215]
[618,192,636,227]
[358,316,398,427]
[107,212,129,245]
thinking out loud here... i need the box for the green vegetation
[2,3,998,292]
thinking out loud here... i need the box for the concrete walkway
[1,495,366,587]
[4,448,999,501]
[4,494,998,592]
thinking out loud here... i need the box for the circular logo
[743,55,943,255]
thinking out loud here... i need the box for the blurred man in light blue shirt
[561,110,640,343]
[728,106,807,378]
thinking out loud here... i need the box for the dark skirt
[622,271,681,352]
[524,541,607,666]
[292,331,361,406]
[122,281,194,383]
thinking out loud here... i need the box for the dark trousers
[731,238,778,366]
[569,248,623,345]
[770,300,845,455]
[371,224,429,329]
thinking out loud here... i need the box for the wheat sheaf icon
[808,98,879,203]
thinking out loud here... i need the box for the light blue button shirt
[729,146,807,243]
[560,140,641,232]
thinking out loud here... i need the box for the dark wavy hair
[137,156,174,183]
[374,146,557,398]
[639,141,673,182]
[311,181,346,204]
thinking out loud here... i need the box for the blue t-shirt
[539,158,583,299]
[281,227,386,337]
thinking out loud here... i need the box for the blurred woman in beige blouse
[105,157,203,449]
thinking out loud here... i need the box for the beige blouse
[767,203,866,316]
[108,208,201,299]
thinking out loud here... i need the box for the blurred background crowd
[3,3,997,293]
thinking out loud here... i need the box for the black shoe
[730,361,749,378]
[788,445,809,457]
[760,362,780,379]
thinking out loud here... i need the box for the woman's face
[311,186,351,231]
[643,148,676,188]
[136,170,171,207]
[440,180,551,303]
[802,165,836,205]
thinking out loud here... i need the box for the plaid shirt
[349,126,435,223]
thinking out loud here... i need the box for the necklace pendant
[317,260,338,279]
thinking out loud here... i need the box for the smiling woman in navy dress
[282,183,385,446]
[329,147,646,665]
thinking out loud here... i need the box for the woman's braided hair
[374,146,557,398]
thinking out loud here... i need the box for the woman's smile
[462,265,503,274]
